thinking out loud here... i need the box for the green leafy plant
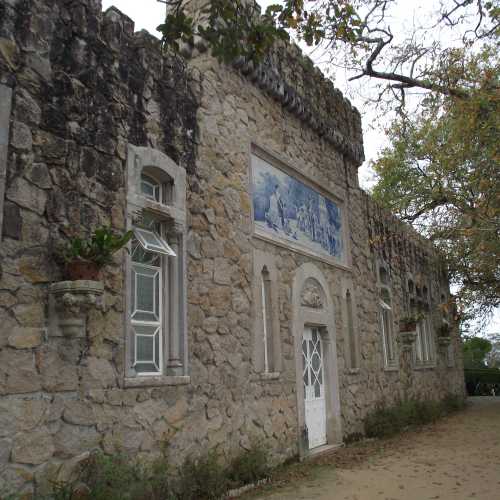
[364,395,464,439]
[228,442,271,488]
[64,227,133,268]
[175,451,229,500]
[78,452,174,500]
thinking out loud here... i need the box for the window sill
[413,365,436,371]
[346,368,360,375]
[123,375,190,388]
[258,372,281,381]
[383,365,399,372]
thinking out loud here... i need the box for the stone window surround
[377,261,398,371]
[252,249,282,379]
[406,273,436,369]
[124,145,189,387]
[340,277,360,373]
[0,85,13,241]
[292,262,342,458]
[248,143,352,272]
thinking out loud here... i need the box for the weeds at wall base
[0,442,273,500]
[364,393,466,439]
[1,395,466,499]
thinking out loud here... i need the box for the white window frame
[377,262,398,370]
[261,270,270,372]
[380,298,397,369]
[140,173,162,203]
[133,227,176,256]
[130,242,164,376]
[409,278,436,368]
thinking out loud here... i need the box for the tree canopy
[371,46,499,323]
[463,336,493,368]
[158,0,500,325]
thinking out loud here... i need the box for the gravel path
[253,397,500,500]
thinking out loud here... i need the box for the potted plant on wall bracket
[63,227,133,280]
[49,227,133,338]
[399,313,422,348]
[399,313,423,333]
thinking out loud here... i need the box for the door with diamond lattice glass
[302,326,327,449]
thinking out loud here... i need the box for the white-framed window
[140,173,162,203]
[415,316,434,365]
[380,298,397,368]
[126,145,187,382]
[409,279,436,368]
[129,226,175,375]
[378,263,397,369]
[342,282,360,371]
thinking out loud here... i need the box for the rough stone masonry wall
[0,0,202,496]
[0,0,464,496]
[187,48,465,444]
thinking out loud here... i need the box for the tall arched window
[261,266,274,372]
[345,289,358,369]
[378,264,397,369]
[253,251,281,377]
[408,277,435,367]
[125,145,187,384]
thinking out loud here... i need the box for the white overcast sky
[101,0,499,336]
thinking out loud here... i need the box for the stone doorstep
[225,478,270,499]
[302,442,344,461]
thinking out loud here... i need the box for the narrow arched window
[261,266,274,372]
[378,263,397,369]
[346,290,358,369]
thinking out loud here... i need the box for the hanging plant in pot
[63,227,133,281]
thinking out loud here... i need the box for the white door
[302,326,327,449]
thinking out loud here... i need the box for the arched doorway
[291,263,342,456]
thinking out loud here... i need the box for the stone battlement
[166,0,365,164]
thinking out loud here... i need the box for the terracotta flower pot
[66,260,101,281]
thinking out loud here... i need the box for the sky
[101,0,499,336]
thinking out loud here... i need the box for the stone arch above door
[291,262,342,456]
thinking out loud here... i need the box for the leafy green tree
[371,46,499,322]
[463,336,493,368]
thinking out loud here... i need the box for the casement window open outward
[133,227,176,256]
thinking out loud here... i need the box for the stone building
[0,0,464,495]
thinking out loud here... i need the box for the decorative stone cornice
[232,55,365,165]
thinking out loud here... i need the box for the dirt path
[252,397,500,500]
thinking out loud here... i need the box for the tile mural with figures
[251,154,344,262]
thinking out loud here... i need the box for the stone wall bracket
[399,330,417,351]
[437,336,452,348]
[49,280,104,338]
